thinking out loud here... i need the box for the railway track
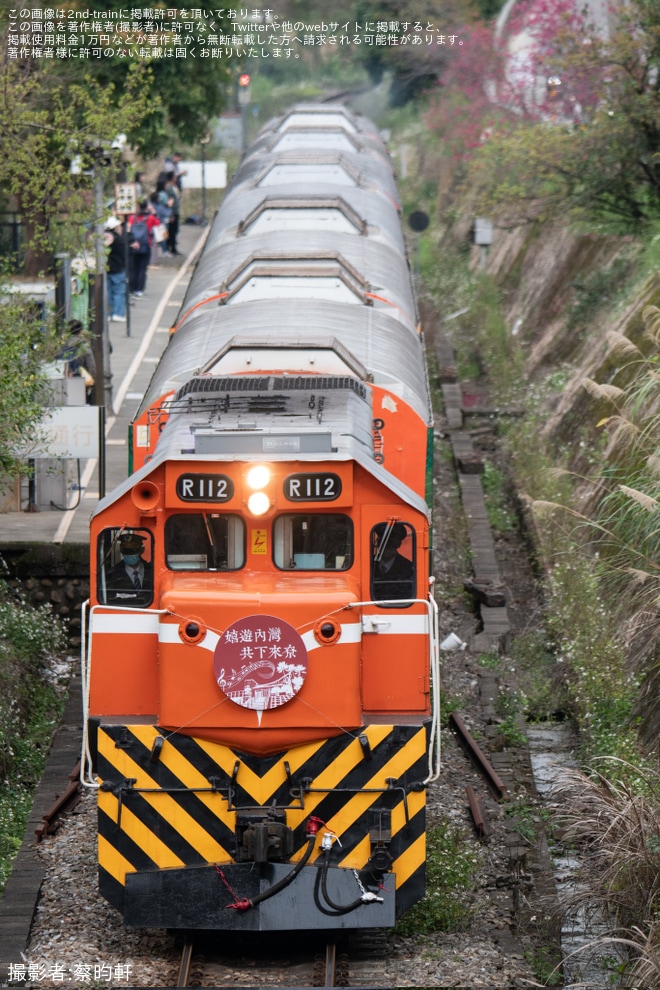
[174,931,387,987]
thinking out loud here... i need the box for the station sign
[29,405,100,459]
[176,473,234,502]
[283,472,342,501]
[114,183,138,215]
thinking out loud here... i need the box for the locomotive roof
[262,104,382,138]
[248,104,390,162]
[203,188,406,255]
[180,230,416,332]
[231,149,400,210]
[94,374,430,520]
[136,299,431,425]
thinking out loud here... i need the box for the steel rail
[177,937,194,988]
[449,712,508,799]
[325,941,337,986]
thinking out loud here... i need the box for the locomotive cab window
[273,514,353,570]
[97,528,154,608]
[371,522,416,606]
[165,514,245,570]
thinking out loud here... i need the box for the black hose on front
[318,849,364,913]
[225,832,317,911]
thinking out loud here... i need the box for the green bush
[396,819,481,935]
[0,588,68,893]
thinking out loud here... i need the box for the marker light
[247,491,271,516]
[247,465,271,490]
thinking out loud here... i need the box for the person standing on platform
[150,190,172,260]
[127,200,160,297]
[164,151,187,191]
[164,172,181,256]
[105,216,127,322]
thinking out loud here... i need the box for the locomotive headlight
[247,491,271,516]
[247,465,271,490]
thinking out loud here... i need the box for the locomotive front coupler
[234,808,295,864]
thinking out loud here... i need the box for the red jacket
[128,211,161,250]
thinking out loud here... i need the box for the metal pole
[201,140,207,225]
[91,169,109,511]
[124,219,131,337]
[94,171,113,411]
[54,253,72,324]
[97,404,106,500]
[26,459,38,512]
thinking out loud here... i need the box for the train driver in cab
[371,522,415,603]
[106,533,153,605]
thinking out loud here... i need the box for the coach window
[273,514,353,570]
[165,514,245,570]
[97,527,154,608]
[370,522,416,606]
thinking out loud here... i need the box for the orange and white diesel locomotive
[82,104,440,932]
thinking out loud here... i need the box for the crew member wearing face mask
[372,523,415,601]
[106,533,153,604]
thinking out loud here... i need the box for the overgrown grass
[439,689,461,727]
[552,763,660,987]
[0,586,69,893]
[481,461,516,534]
[524,945,563,987]
[420,223,653,764]
[504,795,552,845]
[430,224,660,760]
[393,87,660,984]
[484,363,647,762]
[543,555,643,767]
[396,819,481,935]
[495,689,529,748]
[510,632,564,723]
[469,275,526,400]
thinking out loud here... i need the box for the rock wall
[483,223,635,371]
[473,219,660,746]
[0,543,89,648]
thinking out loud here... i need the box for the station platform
[0,223,208,547]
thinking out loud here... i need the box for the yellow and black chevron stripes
[97,721,429,920]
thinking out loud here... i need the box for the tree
[424,22,509,167]
[0,5,235,476]
[425,0,600,169]
[461,0,660,231]
[72,4,233,154]
[353,0,478,106]
[0,4,234,273]
[0,52,154,273]
[0,287,62,484]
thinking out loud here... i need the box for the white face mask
[123,554,140,566]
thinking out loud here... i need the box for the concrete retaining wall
[0,543,89,647]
